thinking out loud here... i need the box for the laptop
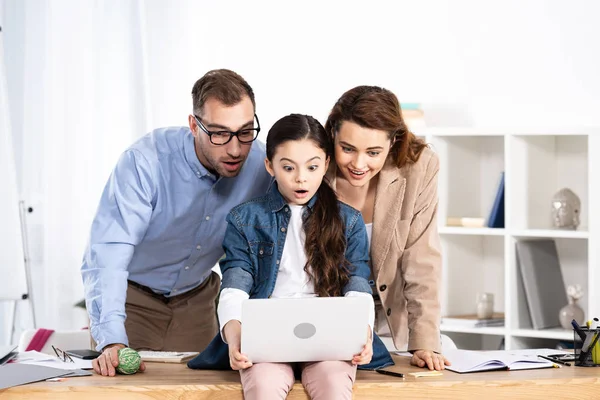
[241,296,371,363]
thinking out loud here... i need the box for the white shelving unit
[417,128,600,351]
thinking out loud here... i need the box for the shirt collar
[268,181,318,212]
[184,129,216,180]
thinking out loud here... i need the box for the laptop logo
[293,323,316,339]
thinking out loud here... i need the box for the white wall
[141,0,600,132]
[2,0,600,342]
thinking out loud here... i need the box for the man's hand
[410,349,450,371]
[352,327,373,365]
[223,320,252,370]
[92,343,146,376]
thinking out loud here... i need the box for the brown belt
[127,279,207,304]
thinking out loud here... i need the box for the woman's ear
[264,158,275,177]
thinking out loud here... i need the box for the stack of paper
[0,351,93,390]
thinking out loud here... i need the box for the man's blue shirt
[81,126,271,350]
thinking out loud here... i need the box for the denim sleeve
[219,212,255,294]
[81,150,155,351]
[342,211,372,295]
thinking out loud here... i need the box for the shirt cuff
[91,319,128,352]
[217,288,249,343]
[345,291,375,334]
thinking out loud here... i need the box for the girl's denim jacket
[188,183,394,370]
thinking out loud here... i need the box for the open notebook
[444,349,559,373]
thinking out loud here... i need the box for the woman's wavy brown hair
[266,114,349,297]
[324,85,427,168]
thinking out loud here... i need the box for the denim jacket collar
[267,181,318,212]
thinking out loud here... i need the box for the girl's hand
[410,350,450,370]
[223,320,253,370]
[229,346,252,370]
[352,327,373,365]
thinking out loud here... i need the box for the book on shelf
[400,103,425,130]
[444,349,559,373]
[442,313,505,328]
[516,239,568,330]
[446,217,486,228]
[487,172,505,228]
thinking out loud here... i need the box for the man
[81,69,271,376]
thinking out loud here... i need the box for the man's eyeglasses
[193,114,260,145]
[52,345,74,363]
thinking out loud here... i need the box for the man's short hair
[191,69,256,116]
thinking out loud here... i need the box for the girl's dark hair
[266,114,349,297]
[324,85,427,168]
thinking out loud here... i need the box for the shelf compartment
[441,235,504,318]
[431,135,505,228]
[508,135,588,231]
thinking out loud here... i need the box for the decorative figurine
[551,188,581,230]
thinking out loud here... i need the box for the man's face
[188,96,255,178]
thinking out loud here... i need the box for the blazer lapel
[371,162,406,277]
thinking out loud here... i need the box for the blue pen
[572,319,586,341]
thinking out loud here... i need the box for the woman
[325,86,450,371]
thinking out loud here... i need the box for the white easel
[8,202,37,344]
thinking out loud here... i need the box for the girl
[189,114,393,399]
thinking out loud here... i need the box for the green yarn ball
[116,348,141,375]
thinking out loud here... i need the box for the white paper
[15,351,93,370]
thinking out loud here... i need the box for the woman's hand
[352,327,373,365]
[223,320,253,370]
[410,350,450,370]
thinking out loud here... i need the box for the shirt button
[205,216,210,221]
[276,260,280,265]
[196,245,201,250]
[387,308,391,316]
[259,250,264,255]
[380,284,387,292]
[281,227,286,232]
[173,289,178,293]
[185,266,190,270]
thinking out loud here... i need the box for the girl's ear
[264,158,275,177]
[324,155,330,173]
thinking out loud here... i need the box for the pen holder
[573,327,600,367]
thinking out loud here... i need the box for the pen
[572,319,587,341]
[537,354,570,366]
[376,369,405,378]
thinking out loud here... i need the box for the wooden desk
[1,355,599,399]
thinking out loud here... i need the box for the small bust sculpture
[551,188,580,230]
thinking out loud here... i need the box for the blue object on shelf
[487,172,505,228]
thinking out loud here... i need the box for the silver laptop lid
[241,296,371,363]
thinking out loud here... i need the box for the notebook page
[444,350,507,373]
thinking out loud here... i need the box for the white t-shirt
[365,223,373,248]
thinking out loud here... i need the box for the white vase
[559,297,584,329]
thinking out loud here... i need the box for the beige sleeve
[400,153,443,353]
